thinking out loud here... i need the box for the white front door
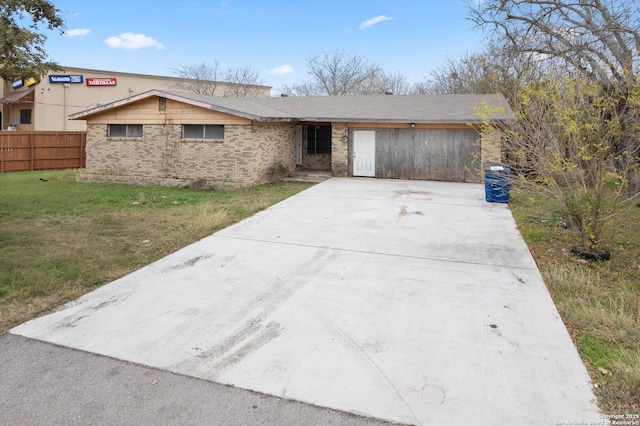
[353,130,376,177]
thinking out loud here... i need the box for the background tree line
[170,50,417,97]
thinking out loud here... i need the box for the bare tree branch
[469,0,639,89]
[222,65,264,97]
[280,50,401,96]
[171,61,264,97]
[170,61,221,96]
[470,0,640,194]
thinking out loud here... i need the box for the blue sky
[42,0,486,94]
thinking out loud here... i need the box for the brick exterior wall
[331,124,349,176]
[481,126,502,165]
[79,121,503,186]
[302,154,331,169]
[79,123,296,189]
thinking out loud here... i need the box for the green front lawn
[0,169,313,332]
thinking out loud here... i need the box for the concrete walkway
[11,178,600,424]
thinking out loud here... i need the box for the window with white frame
[183,124,224,140]
[108,124,143,138]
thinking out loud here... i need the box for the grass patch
[0,169,313,332]
[510,187,640,412]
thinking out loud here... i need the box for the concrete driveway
[11,178,600,425]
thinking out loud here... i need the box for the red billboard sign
[87,78,117,86]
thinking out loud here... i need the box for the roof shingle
[70,90,515,123]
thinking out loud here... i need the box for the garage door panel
[376,129,413,179]
[375,128,480,182]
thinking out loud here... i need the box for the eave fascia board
[69,89,163,120]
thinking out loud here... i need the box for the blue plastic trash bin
[484,162,510,203]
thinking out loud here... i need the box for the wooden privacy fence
[0,131,86,173]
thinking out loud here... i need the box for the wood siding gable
[86,97,251,125]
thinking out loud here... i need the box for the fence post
[30,132,35,171]
[80,132,86,168]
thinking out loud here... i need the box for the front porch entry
[296,123,332,171]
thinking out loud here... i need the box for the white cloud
[63,28,90,38]
[104,33,165,51]
[270,64,294,75]
[359,15,393,30]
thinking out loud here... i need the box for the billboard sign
[87,78,117,86]
[49,75,84,84]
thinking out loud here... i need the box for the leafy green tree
[0,0,65,81]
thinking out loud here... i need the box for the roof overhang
[0,90,34,104]
[68,89,292,122]
[69,90,171,120]
[68,90,516,124]
[297,117,488,124]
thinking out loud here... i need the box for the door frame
[295,125,303,166]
